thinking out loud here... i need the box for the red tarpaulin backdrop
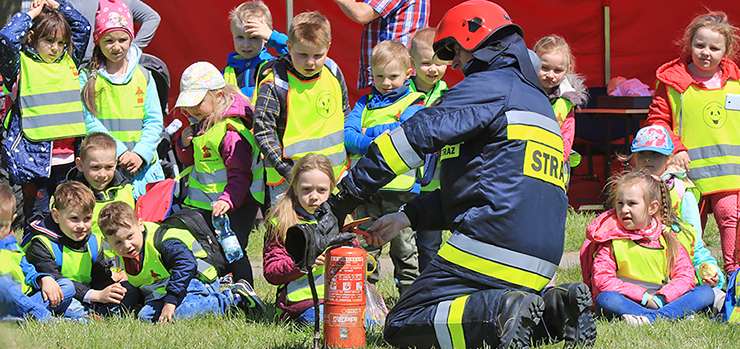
[142,0,740,124]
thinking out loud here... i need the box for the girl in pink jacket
[586,171,713,325]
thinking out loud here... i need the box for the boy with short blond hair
[225,0,289,97]
[0,182,78,322]
[344,40,425,295]
[254,11,351,202]
[98,202,264,322]
[23,181,133,317]
[408,27,449,271]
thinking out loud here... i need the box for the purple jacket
[176,93,257,211]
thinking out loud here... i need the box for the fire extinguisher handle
[366,254,377,276]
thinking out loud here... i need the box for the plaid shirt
[358,0,429,89]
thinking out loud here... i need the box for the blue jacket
[342,33,567,290]
[1,234,49,291]
[225,30,289,97]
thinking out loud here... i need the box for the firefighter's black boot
[537,283,597,347]
[497,291,545,349]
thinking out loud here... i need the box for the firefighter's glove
[285,202,355,271]
[328,180,365,223]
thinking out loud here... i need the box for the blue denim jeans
[0,276,76,321]
[595,285,714,321]
[415,230,443,272]
[137,279,237,322]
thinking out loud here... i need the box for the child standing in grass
[586,171,714,324]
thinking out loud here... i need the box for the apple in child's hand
[699,262,718,279]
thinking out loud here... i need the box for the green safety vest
[551,97,574,127]
[668,80,740,194]
[18,52,86,141]
[184,118,265,209]
[260,65,349,185]
[127,222,219,301]
[0,242,32,294]
[91,183,135,261]
[410,79,447,192]
[94,66,148,151]
[28,233,100,285]
[223,66,238,86]
[612,234,669,291]
[349,92,425,191]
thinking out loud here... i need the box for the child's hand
[91,283,127,304]
[181,125,194,147]
[702,274,720,288]
[28,0,45,18]
[645,297,659,310]
[313,253,326,268]
[158,302,176,323]
[40,276,63,308]
[244,20,273,41]
[45,0,60,10]
[211,200,231,216]
[111,269,127,282]
[119,151,144,174]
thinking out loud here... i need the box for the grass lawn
[0,211,733,349]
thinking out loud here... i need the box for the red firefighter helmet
[433,0,522,62]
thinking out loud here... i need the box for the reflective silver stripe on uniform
[19,89,80,109]
[187,186,220,204]
[688,163,740,180]
[617,277,663,293]
[283,129,345,158]
[687,144,740,161]
[21,111,85,129]
[140,277,169,303]
[388,127,424,168]
[433,300,454,349]
[286,273,325,295]
[447,233,558,278]
[505,110,562,137]
[191,241,204,255]
[192,168,227,186]
[99,118,143,132]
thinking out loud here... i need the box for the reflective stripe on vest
[551,97,574,127]
[0,245,32,294]
[184,118,265,209]
[612,235,668,289]
[280,66,348,179]
[374,127,424,176]
[433,294,470,349]
[286,265,325,302]
[125,225,170,302]
[32,234,99,285]
[668,80,740,194]
[18,52,85,141]
[437,232,557,291]
[506,110,566,191]
[94,66,148,151]
[223,66,238,86]
[356,92,425,191]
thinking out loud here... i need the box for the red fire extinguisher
[324,243,367,349]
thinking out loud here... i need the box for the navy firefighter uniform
[327,1,596,348]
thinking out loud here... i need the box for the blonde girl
[645,12,740,274]
[262,153,335,324]
[174,61,263,287]
[586,171,714,324]
[80,0,164,199]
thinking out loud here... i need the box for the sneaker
[497,291,545,348]
[232,279,266,316]
[621,314,651,326]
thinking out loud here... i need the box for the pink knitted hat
[93,0,134,45]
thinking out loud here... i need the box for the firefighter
[327,1,597,347]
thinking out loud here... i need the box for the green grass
[1,211,730,348]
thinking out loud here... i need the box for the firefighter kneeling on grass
[324,1,597,348]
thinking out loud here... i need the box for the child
[174,61,264,287]
[646,12,740,274]
[253,11,351,203]
[408,27,449,272]
[81,0,164,200]
[67,132,134,278]
[225,1,289,98]
[263,154,332,324]
[586,171,714,324]
[344,40,425,295]
[0,182,77,322]
[98,201,264,322]
[534,35,588,182]
[0,0,111,220]
[23,181,134,317]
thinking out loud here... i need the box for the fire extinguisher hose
[307,267,321,349]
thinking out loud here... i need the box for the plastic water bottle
[213,214,243,263]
